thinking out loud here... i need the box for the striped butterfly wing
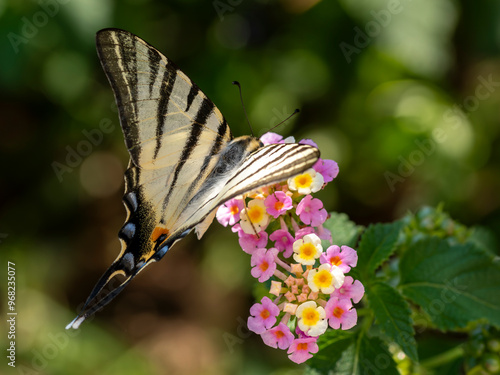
[66,29,320,329]
[176,142,320,235]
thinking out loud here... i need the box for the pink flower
[313,158,339,183]
[264,191,293,218]
[250,248,278,282]
[294,226,315,240]
[216,198,245,226]
[235,225,268,254]
[296,195,328,227]
[325,297,357,330]
[331,276,365,304]
[261,323,294,349]
[320,245,358,273]
[287,337,319,364]
[260,132,283,145]
[299,139,318,148]
[270,229,295,258]
[248,296,280,334]
[316,225,332,241]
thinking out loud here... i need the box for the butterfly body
[66,29,319,329]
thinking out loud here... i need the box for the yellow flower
[288,168,324,195]
[296,301,327,337]
[292,234,322,266]
[307,264,345,294]
[240,199,269,234]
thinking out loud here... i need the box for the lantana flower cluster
[216,132,365,364]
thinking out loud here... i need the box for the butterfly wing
[176,142,320,236]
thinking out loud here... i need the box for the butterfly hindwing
[177,142,320,233]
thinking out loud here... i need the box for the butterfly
[66,28,320,329]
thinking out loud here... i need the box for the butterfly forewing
[96,28,234,241]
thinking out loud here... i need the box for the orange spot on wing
[151,226,169,243]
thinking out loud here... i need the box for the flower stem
[275,256,291,272]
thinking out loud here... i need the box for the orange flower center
[230,205,240,215]
[330,256,342,266]
[274,201,284,211]
[259,261,269,272]
[333,307,344,319]
[260,309,270,319]
[297,343,309,351]
[275,330,285,339]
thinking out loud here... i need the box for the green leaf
[357,221,403,276]
[399,237,500,330]
[308,331,399,375]
[468,226,498,255]
[366,282,418,361]
[308,330,355,372]
[322,212,364,248]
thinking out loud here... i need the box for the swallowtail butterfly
[66,29,319,329]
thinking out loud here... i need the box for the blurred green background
[1,0,499,374]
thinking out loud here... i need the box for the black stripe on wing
[185,85,199,112]
[153,64,176,160]
[161,97,215,210]
[96,30,142,161]
[222,143,320,202]
[147,46,161,97]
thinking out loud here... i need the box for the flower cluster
[216,132,364,364]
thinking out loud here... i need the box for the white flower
[292,234,323,266]
[296,301,328,337]
[307,264,345,294]
[240,199,269,234]
[288,168,324,195]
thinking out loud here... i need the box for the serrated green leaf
[322,212,364,248]
[308,331,399,375]
[399,237,500,330]
[357,221,403,276]
[307,330,355,373]
[468,226,498,255]
[366,282,418,361]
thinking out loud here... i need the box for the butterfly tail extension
[66,228,191,330]
[65,261,140,329]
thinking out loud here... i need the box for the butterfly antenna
[232,81,255,136]
[268,108,300,132]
